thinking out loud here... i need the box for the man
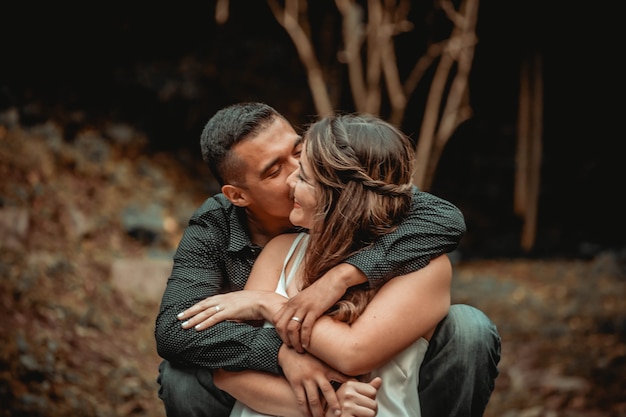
[155,102,500,417]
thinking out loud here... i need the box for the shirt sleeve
[154,213,283,374]
[344,187,466,289]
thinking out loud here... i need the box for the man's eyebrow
[259,156,280,178]
[294,136,303,148]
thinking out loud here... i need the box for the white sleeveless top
[229,232,426,417]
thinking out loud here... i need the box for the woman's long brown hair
[301,114,415,323]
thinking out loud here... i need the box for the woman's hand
[275,263,364,352]
[327,377,381,417]
[177,290,287,331]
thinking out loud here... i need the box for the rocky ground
[1,119,625,416]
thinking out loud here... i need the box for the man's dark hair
[200,102,282,186]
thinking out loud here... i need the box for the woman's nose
[286,166,298,188]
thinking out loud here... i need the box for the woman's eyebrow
[298,161,309,180]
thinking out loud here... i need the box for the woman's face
[287,145,319,229]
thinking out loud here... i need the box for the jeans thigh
[419,304,501,417]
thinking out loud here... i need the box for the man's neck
[246,213,293,247]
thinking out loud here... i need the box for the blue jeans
[157,361,235,417]
[418,304,501,416]
[157,304,501,417]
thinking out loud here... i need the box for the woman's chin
[289,212,309,229]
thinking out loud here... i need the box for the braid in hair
[302,114,415,324]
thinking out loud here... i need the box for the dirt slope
[1,122,624,416]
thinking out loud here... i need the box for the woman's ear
[222,184,250,207]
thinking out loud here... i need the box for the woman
[181,114,451,416]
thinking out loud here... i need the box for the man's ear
[222,184,250,207]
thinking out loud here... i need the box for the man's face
[231,117,302,222]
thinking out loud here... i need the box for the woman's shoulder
[265,232,306,251]
[263,233,308,260]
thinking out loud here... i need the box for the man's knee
[445,304,502,393]
[425,304,501,383]
[442,305,500,355]
[157,360,234,417]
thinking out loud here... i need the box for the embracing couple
[155,102,501,417]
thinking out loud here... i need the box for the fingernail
[194,324,202,330]
[334,409,341,416]
[177,312,184,319]
[181,321,189,327]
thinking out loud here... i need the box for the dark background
[1,1,623,260]
[2,4,625,416]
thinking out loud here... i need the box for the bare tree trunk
[422,0,478,190]
[215,0,230,24]
[336,0,412,119]
[364,0,383,114]
[413,0,479,190]
[520,53,543,251]
[412,46,454,189]
[514,58,531,217]
[268,0,334,117]
[380,0,412,126]
[336,0,367,112]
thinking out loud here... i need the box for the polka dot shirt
[155,187,465,375]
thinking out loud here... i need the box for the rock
[110,258,172,304]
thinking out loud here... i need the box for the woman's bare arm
[307,254,452,376]
[214,368,380,417]
[213,369,303,417]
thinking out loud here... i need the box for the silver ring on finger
[215,305,221,312]
[290,316,302,323]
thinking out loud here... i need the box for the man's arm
[154,203,283,374]
[275,188,465,350]
[345,187,465,288]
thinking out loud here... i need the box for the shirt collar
[226,203,256,253]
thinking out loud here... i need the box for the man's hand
[279,345,349,417]
[328,377,381,417]
[274,263,367,352]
